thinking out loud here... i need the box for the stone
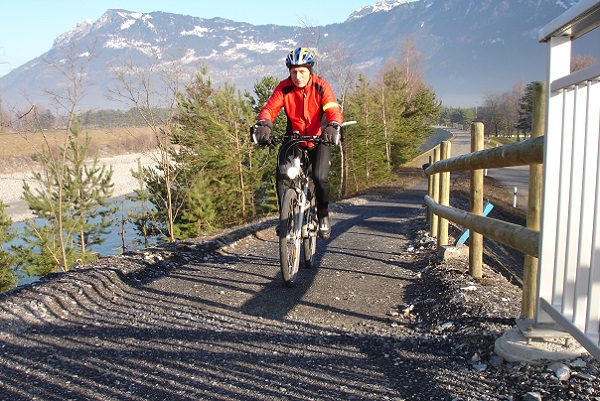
[549,362,571,381]
[523,392,542,401]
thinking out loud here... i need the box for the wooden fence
[424,99,544,318]
[425,0,600,360]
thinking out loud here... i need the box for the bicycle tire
[279,188,301,287]
[303,189,317,269]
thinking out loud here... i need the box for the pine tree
[126,158,158,249]
[516,82,535,137]
[378,64,441,167]
[0,201,17,293]
[342,62,440,195]
[247,76,285,215]
[138,70,263,239]
[16,117,116,277]
[342,74,389,194]
[393,84,441,165]
[137,140,190,239]
[176,77,258,233]
[64,118,116,255]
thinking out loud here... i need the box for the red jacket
[258,74,343,142]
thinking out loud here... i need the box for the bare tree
[504,81,525,137]
[480,92,505,138]
[42,41,96,133]
[571,54,598,72]
[318,41,357,197]
[480,82,522,139]
[0,95,6,133]
[107,49,185,242]
[298,17,325,74]
[398,34,424,97]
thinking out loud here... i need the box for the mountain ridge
[0,0,593,112]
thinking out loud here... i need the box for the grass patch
[487,135,532,148]
[0,127,157,173]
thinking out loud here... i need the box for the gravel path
[0,175,599,400]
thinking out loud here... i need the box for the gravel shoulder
[0,168,598,400]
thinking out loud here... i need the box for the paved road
[422,129,530,211]
[486,165,530,210]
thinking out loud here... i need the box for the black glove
[252,120,272,145]
[322,122,340,145]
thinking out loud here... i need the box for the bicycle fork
[292,185,307,241]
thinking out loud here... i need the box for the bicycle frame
[278,138,312,242]
[271,134,322,285]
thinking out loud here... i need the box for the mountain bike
[253,121,355,287]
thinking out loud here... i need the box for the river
[0,152,159,285]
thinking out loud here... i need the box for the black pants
[276,142,331,212]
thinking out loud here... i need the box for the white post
[537,34,571,324]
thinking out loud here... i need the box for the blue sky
[0,0,376,76]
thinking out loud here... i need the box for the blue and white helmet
[285,47,315,70]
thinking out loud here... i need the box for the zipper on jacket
[303,90,309,136]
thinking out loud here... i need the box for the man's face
[290,66,311,88]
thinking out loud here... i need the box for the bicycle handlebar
[251,120,357,146]
[267,134,326,145]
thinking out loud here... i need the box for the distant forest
[32,108,173,130]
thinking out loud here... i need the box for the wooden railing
[424,91,544,316]
[425,0,600,360]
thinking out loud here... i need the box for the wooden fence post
[427,155,433,225]
[438,141,451,246]
[521,81,545,319]
[430,147,440,237]
[470,122,485,278]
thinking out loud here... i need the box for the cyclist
[253,47,344,239]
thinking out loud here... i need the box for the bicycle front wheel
[303,191,317,269]
[279,188,301,287]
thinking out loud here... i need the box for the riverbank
[0,152,158,222]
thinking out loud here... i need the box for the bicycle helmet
[285,47,315,70]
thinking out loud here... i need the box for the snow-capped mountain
[0,0,593,111]
[347,0,420,21]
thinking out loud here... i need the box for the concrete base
[494,328,587,363]
[438,244,469,260]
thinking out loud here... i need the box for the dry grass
[0,127,157,173]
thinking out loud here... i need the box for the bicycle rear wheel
[303,188,317,269]
[279,188,301,287]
